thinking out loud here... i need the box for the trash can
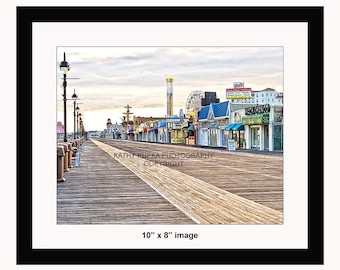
[60,143,70,172]
[57,146,65,182]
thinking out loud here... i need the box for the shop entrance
[264,125,269,150]
[274,124,283,150]
[210,129,217,147]
[251,126,260,149]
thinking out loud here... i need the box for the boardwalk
[57,138,283,224]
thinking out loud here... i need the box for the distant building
[250,88,283,105]
[57,121,64,133]
[226,86,283,105]
[133,116,167,142]
[201,91,220,106]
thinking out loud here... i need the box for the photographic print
[56,46,284,226]
[17,6,323,264]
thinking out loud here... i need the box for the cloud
[57,46,283,131]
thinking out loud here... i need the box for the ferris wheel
[185,90,204,116]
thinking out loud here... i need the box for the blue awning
[159,121,166,128]
[149,128,158,132]
[225,123,236,130]
[232,123,244,131]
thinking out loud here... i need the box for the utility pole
[123,104,133,122]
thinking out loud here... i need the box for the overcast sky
[56,46,283,132]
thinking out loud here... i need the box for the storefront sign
[242,114,270,125]
[274,106,283,122]
[233,82,244,88]
[172,122,183,129]
[245,104,270,115]
[226,88,252,99]
[227,139,236,151]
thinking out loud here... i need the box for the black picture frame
[17,6,323,264]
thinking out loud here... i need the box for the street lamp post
[79,118,83,137]
[77,112,82,138]
[75,103,84,138]
[71,89,78,139]
[75,104,80,138]
[59,52,70,142]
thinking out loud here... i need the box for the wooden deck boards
[57,141,196,224]
[57,138,283,225]
[97,138,283,212]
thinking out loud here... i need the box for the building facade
[241,104,283,151]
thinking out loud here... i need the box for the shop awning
[225,123,236,130]
[159,122,166,128]
[232,123,244,131]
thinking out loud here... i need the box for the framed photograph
[17,6,323,264]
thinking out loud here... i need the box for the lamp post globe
[59,58,70,74]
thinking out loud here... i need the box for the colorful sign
[226,88,252,99]
[242,114,270,125]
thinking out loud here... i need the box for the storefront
[225,122,245,149]
[157,121,167,143]
[139,126,148,142]
[196,127,209,146]
[216,127,225,147]
[242,104,283,151]
[185,124,196,145]
[166,118,185,144]
[242,113,269,150]
[272,106,284,150]
[197,101,230,147]
[209,126,218,147]
[148,127,158,142]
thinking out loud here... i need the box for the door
[251,127,260,149]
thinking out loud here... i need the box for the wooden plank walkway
[92,139,283,224]
[57,140,196,224]
[97,138,283,212]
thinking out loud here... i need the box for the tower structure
[106,118,112,128]
[166,78,174,117]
